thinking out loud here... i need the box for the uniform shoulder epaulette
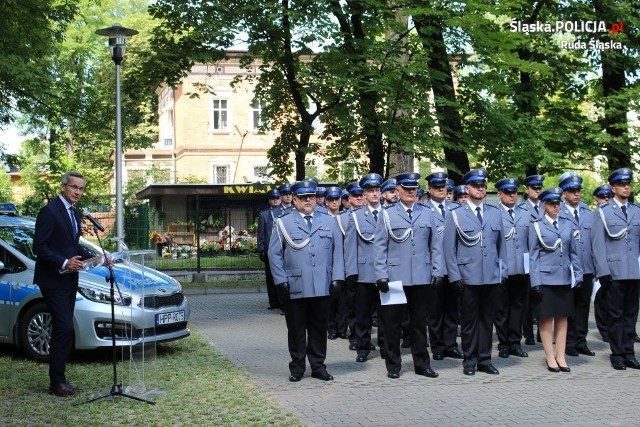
[383,203,395,209]
[351,206,363,211]
[278,210,292,218]
[598,202,610,208]
[516,202,529,209]
[338,209,350,215]
[450,204,464,210]
[531,218,542,223]
[447,201,461,208]
[484,203,499,210]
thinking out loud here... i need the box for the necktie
[534,204,540,216]
[553,220,558,230]
[69,206,78,236]
[372,209,378,222]
[439,203,445,219]
[407,208,412,221]
[304,215,312,230]
[476,206,483,224]
[622,205,628,219]
[574,209,579,222]
[508,208,514,220]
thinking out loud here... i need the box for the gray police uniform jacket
[591,201,640,281]
[561,202,595,275]
[257,205,284,254]
[429,200,458,275]
[500,204,529,276]
[528,216,583,287]
[373,203,443,285]
[268,210,345,299]
[345,207,378,283]
[443,203,508,285]
[517,200,541,221]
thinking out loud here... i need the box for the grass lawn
[0,328,300,426]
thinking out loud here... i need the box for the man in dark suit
[33,171,95,397]
[257,189,283,312]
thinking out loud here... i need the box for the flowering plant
[150,230,171,244]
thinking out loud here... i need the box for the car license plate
[156,310,185,325]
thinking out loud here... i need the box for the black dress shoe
[565,349,579,357]
[576,346,595,356]
[401,339,412,348]
[65,382,82,393]
[625,358,640,369]
[49,383,76,397]
[612,361,626,370]
[477,364,500,375]
[509,348,528,357]
[387,371,400,379]
[368,343,376,350]
[546,362,560,373]
[328,333,337,340]
[443,348,464,359]
[463,366,475,376]
[524,338,535,345]
[415,367,439,378]
[289,374,303,382]
[349,342,357,350]
[311,370,334,381]
[498,348,509,358]
[356,354,367,363]
[432,351,444,360]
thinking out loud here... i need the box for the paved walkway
[189,292,640,426]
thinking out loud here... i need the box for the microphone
[82,209,105,232]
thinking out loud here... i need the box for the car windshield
[0,226,102,261]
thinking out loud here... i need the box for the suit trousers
[380,285,431,373]
[594,281,609,341]
[355,282,380,357]
[263,257,279,308]
[606,279,640,363]
[494,275,528,351]
[285,296,330,375]
[566,273,594,351]
[338,280,357,339]
[40,285,77,385]
[426,277,460,353]
[461,284,499,368]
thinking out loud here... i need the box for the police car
[0,215,190,361]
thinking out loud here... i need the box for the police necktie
[372,209,378,222]
[574,209,579,223]
[476,206,483,224]
[304,215,312,230]
[407,208,412,221]
[69,206,78,236]
[534,204,540,216]
[622,205,628,220]
[439,203,445,219]
[553,220,558,230]
[508,208,514,220]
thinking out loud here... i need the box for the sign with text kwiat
[223,185,275,194]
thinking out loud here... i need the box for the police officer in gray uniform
[592,184,614,342]
[591,168,640,371]
[257,189,284,311]
[559,172,597,357]
[269,179,345,382]
[443,169,508,376]
[426,171,463,361]
[493,178,530,358]
[374,172,444,379]
[345,173,383,362]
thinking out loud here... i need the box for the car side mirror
[0,261,8,273]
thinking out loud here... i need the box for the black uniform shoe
[625,358,640,369]
[612,361,627,370]
[387,371,400,379]
[477,364,500,375]
[311,370,334,381]
[524,338,536,345]
[415,367,439,378]
[498,348,509,358]
[432,351,444,360]
[401,339,412,348]
[565,349,579,357]
[349,342,357,350]
[356,354,367,363]
[289,374,303,382]
[463,366,476,376]
[443,348,464,359]
[509,348,528,357]
[328,333,337,340]
[576,346,595,356]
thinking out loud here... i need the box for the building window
[163,138,173,147]
[251,99,265,130]
[254,165,267,179]
[212,99,228,130]
[212,165,229,183]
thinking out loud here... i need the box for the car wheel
[19,302,52,362]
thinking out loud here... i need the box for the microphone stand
[78,226,155,405]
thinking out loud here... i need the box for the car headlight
[78,282,132,306]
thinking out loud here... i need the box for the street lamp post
[96,23,138,252]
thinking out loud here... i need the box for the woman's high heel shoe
[556,359,571,372]
[547,362,560,373]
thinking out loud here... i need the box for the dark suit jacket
[33,196,93,289]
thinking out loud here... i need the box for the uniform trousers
[606,279,640,363]
[263,257,279,309]
[425,277,460,353]
[461,284,499,368]
[522,278,540,341]
[494,274,528,351]
[355,282,381,357]
[380,285,431,373]
[338,280,357,340]
[285,296,330,376]
[566,273,594,351]
[40,285,77,385]
[594,280,609,341]
[327,294,341,337]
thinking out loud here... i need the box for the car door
[0,245,32,339]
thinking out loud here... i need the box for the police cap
[395,172,420,188]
